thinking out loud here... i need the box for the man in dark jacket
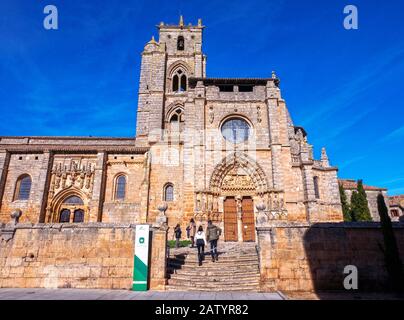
[174,224,182,248]
[206,220,221,262]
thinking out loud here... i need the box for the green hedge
[168,240,192,248]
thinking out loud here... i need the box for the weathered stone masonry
[0,223,167,290]
[1,17,402,292]
[256,222,404,292]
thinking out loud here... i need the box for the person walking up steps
[206,220,222,262]
[188,218,196,247]
[194,226,207,266]
[174,224,182,248]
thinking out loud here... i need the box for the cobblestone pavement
[0,288,285,300]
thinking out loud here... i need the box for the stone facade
[256,222,404,292]
[1,16,404,293]
[0,17,343,241]
[0,223,167,290]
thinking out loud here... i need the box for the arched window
[115,175,126,200]
[63,196,84,205]
[313,176,320,199]
[58,195,85,223]
[164,184,174,202]
[14,174,32,201]
[172,74,179,92]
[177,36,184,51]
[59,209,70,223]
[169,108,184,123]
[180,74,187,91]
[73,209,84,223]
[172,69,187,92]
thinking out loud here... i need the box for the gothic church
[0,17,343,242]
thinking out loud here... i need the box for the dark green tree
[355,180,372,221]
[339,183,352,221]
[377,193,404,292]
[350,191,359,222]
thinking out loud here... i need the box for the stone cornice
[312,165,339,172]
[0,145,149,154]
[256,221,404,229]
[189,77,275,87]
[0,136,136,141]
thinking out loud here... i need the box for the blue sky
[0,0,403,195]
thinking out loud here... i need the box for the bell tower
[135,16,206,145]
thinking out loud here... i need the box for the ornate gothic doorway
[223,196,256,242]
[242,197,255,242]
[224,197,238,241]
[203,152,269,242]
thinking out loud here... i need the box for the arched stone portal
[209,152,269,195]
[46,187,89,223]
[203,152,270,242]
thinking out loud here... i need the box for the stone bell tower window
[169,108,184,122]
[177,36,184,51]
[172,69,187,92]
[168,108,184,133]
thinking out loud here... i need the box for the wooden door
[224,197,238,241]
[242,197,255,242]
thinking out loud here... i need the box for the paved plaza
[0,288,285,300]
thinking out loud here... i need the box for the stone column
[266,83,284,190]
[302,163,316,222]
[140,151,151,223]
[91,151,106,222]
[256,226,277,291]
[0,150,10,212]
[271,144,284,190]
[149,225,168,290]
[236,195,243,242]
[38,151,53,223]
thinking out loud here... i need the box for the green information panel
[132,224,150,291]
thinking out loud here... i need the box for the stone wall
[0,153,51,224]
[102,154,147,223]
[257,222,404,293]
[0,223,167,290]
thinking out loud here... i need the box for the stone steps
[168,268,260,277]
[171,253,258,261]
[167,261,259,270]
[166,284,261,292]
[169,274,259,282]
[168,280,260,288]
[166,244,261,292]
[167,259,259,267]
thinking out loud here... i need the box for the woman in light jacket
[194,226,207,266]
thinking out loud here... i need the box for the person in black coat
[174,224,182,248]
